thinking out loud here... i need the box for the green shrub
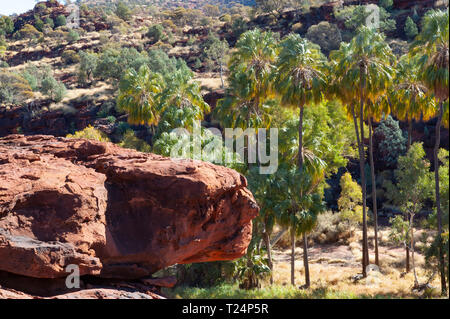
[0,70,34,105]
[379,0,393,9]
[106,115,116,124]
[55,15,67,27]
[404,16,418,40]
[374,115,407,169]
[66,29,80,43]
[115,1,131,21]
[61,49,80,65]
[34,17,45,32]
[146,24,164,44]
[66,125,110,142]
[0,16,14,36]
[306,22,342,54]
[118,130,152,153]
[44,17,54,29]
[21,64,52,91]
[40,73,66,102]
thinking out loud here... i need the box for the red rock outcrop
[0,285,163,299]
[0,135,258,283]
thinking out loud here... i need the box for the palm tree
[390,55,434,151]
[274,34,326,287]
[215,29,278,282]
[215,71,275,132]
[215,29,278,161]
[157,67,210,121]
[117,65,164,127]
[411,9,449,296]
[329,26,394,276]
[274,160,326,288]
[274,34,326,173]
[274,114,327,288]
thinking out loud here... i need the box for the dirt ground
[267,227,443,298]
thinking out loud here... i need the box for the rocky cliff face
[0,135,258,297]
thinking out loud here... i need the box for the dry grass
[268,225,443,298]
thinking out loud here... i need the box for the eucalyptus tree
[385,143,434,287]
[389,55,435,272]
[329,26,395,275]
[410,9,449,295]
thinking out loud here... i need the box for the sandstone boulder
[0,135,258,281]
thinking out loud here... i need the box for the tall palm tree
[274,34,326,287]
[215,29,278,282]
[117,65,164,126]
[329,26,394,276]
[229,28,278,105]
[411,9,449,296]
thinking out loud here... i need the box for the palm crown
[274,33,326,108]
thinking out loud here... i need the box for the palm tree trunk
[410,213,419,288]
[303,234,310,288]
[295,104,305,288]
[434,100,447,296]
[359,70,369,276]
[291,227,295,286]
[407,116,413,151]
[406,216,411,273]
[351,104,368,275]
[368,117,379,267]
[404,113,412,272]
[220,62,224,89]
[298,104,305,171]
[263,231,273,285]
[351,104,361,155]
